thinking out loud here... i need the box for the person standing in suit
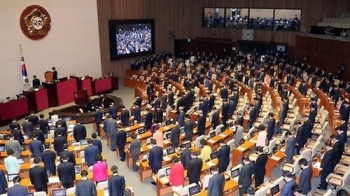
[53,129,67,155]
[177,107,185,127]
[105,115,118,151]
[169,156,185,193]
[254,146,268,187]
[217,139,230,173]
[22,116,33,138]
[197,111,206,136]
[221,99,229,128]
[238,155,255,196]
[75,170,97,196]
[32,75,41,88]
[155,106,163,124]
[73,121,87,142]
[109,102,118,119]
[331,134,343,166]
[295,121,306,154]
[187,151,203,184]
[247,104,257,129]
[108,165,125,196]
[120,106,130,126]
[180,144,191,169]
[54,121,67,138]
[285,131,296,163]
[58,154,75,189]
[93,154,108,183]
[129,133,141,172]
[336,120,348,146]
[298,158,312,195]
[116,128,127,161]
[41,143,57,175]
[207,166,225,196]
[0,170,7,194]
[148,139,163,185]
[132,104,141,123]
[37,114,49,135]
[29,134,43,158]
[93,107,103,136]
[28,111,39,126]
[145,108,153,130]
[4,149,20,175]
[7,176,28,196]
[184,117,194,141]
[267,113,276,141]
[281,171,296,196]
[11,125,24,145]
[33,125,45,144]
[234,120,244,146]
[52,67,58,80]
[170,122,181,148]
[318,142,336,190]
[5,134,22,158]
[9,117,20,131]
[60,143,76,165]
[92,133,103,153]
[211,107,220,129]
[84,139,100,167]
[29,157,49,193]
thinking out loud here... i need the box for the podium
[23,87,49,112]
[0,97,29,126]
[43,77,78,107]
[45,71,54,83]
[74,89,88,106]
[71,76,93,96]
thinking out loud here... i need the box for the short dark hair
[256,146,264,153]
[95,154,103,162]
[292,185,302,193]
[32,134,38,138]
[219,139,225,144]
[331,134,338,139]
[55,129,62,135]
[13,175,21,184]
[200,139,207,146]
[87,138,93,144]
[337,189,349,196]
[209,165,217,172]
[285,130,293,136]
[242,155,250,162]
[81,170,88,177]
[282,170,293,178]
[34,157,41,164]
[44,143,50,149]
[246,187,255,195]
[298,158,308,166]
[131,133,137,139]
[172,156,179,164]
[91,133,97,139]
[63,143,68,149]
[61,154,68,161]
[7,149,14,155]
[111,165,118,173]
[40,114,44,118]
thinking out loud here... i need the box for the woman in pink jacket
[92,154,108,183]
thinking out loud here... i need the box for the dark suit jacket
[109,105,118,118]
[108,175,126,196]
[197,115,206,136]
[33,78,41,88]
[238,162,254,187]
[187,157,203,182]
[299,167,312,194]
[29,165,48,190]
[121,110,130,126]
[0,170,7,194]
[116,130,127,147]
[28,115,39,126]
[308,109,317,125]
[155,109,163,123]
[11,129,24,145]
[168,92,174,105]
[178,112,185,127]
[54,127,67,138]
[29,140,43,157]
[38,119,49,134]
[267,118,276,141]
[221,103,229,120]
[211,111,220,129]
[73,124,87,142]
[332,141,343,165]
[254,154,268,177]
[9,122,20,131]
[33,129,45,144]
[94,110,103,124]
[92,139,103,153]
[22,121,33,136]
[218,145,230,172]
[170,126,181,148]
[145,112,153,129]
[53,70,58,80]
[148,146,163,173]
[58,162,75,184]
[7,184,28,196]
[75,179,97,196]
[285,136,296,160]
[281,180,296,196]
[181,148,191,169]
[208,173,225,196]
[60,150,76,165]
[184,121,194,141]
[41,150,56,171]
[321,149,336,173]
[133,106,141,122]
[54,136,67,155]
[84,145,100,166]
[338,131,347,146]
[249,107,257,123]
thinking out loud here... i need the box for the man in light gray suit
[5,134,22,158]
[285,131,296,163]
[105,115,118,151]
[75,170,97,196]
[207,166,225,196]
[129,133,141,171]
[233,120,243,146]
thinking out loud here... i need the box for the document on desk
[219,133,226,138]
[74,146,80,150]
[125,127,130,131]
[271,156,279,160]
[147,145,152,149]
[161,177,169,184]
[163,156,171,161]
[313,162,321,169]
[207,161,215,167]
[49,177,60,183]
[140,123,144,126]
[163,140,170,144]
[237,146,245,151]
[208,139,215,143]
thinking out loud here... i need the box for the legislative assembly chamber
[1,0,350,196]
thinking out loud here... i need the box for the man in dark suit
[0,170,7,194]
[148,139,163,185]
[161,94,168,110]
[331,134,343,166]
[201,97,209,117]
[298,80,307,96]
[32,75,41,88]
[135,96,143,107]
[84,139,100,167]
[58,154,75,189]
[187,151,203,184]
[184,117,194,141]
[281,171,296,196]
[41,143,57,175]
[91,133,102,153]
[254,146,268,187]
[33,125,45,144]
[208,94,215,111]
[221,99,229,128]
[29,134,43,158]
[108,165,126,196]
[109,102,118,119]
[153,95,161,110]
[308,105,317,125]
[60,143,76,165]
[238,155,255,196]
[120,106,130,126]
[54,121,67,138]
[211,107,220,129]
[9,117,20,131]
[177,107,185,127]
[155,106,163,124]
[340,101,350,122]
[295,121,307,154]
[247,104,256,129]
[168,89,175,106]
[53,129,67,155]
[132,104,141,123]
[285,131,296,163]
[207,166,225,196]
[217,139,230,173]
[73,121,87,142]
[298,158,312,195]
[75,170,97,196]
[170,123,181,148]
[267,113,276,141]
[22,116,33,138]
[180,144,191,169]
[29,157,49,193]
[37,114,49,134]
[52,67,58,80]
[116,128,127,161]
[197,111,206,136]
[145,108,153,129]
[11,125,24,145]
[28,111,39,126]
[318,142,336,190]
[278,96,289,133]
[93,107,103,136]
[7,176,28,196]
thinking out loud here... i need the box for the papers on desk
[219,133,226,138]
[163,156,171,161]
[207,161,215,167]
[250,139,257,143]
[208,139,215,143]
[140,123,144,126]
[237,146,245,151]
[280,148,285,152]
[147,145,152,149]
[125,127,130,131]
[163,140,170,145]
[49,177,60,183]
[160,177,169,184]
[313,162,321,169]
[74,146,80,150]
[271,156,279,160]
[137,135,141,139]
[104,189,109,196]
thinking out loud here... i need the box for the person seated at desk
[208,165,225,196]
[58,154,75,189]
[73,121,87,142]
[92,133,103,154]
[108,165,126,196]
[41,143,57,176]
[4,149,20,175]
[53,129,67,155]
[29,134,44,158]
[60,143,76,165]
[29,157,49,193]
[5,134,22,158]
[76,170,97,196]
[9,117,20,131]
[84,138,100,167]
[32,75,41,88]
[7,175,28,196]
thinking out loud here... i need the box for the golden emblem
[20,5,51,40]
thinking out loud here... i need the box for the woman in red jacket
[169,156,185,193]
